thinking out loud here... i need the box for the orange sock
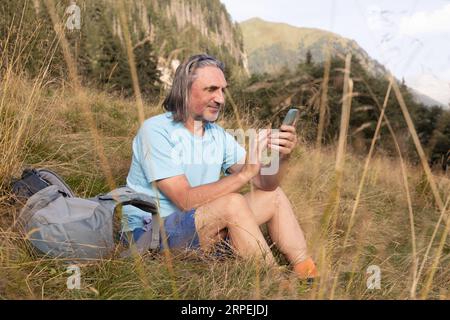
[293,257,318,279]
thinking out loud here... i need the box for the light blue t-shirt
[122,112,246,232]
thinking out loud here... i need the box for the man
[122,54,317,279]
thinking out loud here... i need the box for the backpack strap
[97,187,160,253]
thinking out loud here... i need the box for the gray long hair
[163,54,225,122]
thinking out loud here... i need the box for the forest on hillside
[0,0,245,97]
[230,53,450,169]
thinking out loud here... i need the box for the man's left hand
[268,125,298,159]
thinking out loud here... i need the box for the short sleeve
[222,129,246,175]
[135,124,184,183]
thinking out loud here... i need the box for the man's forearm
[181,171,250,211]
[255,156,290,191]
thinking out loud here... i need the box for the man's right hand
[239,129,269,181]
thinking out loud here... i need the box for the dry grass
[1,2,449,300]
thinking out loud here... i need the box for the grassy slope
[0,74,448,300]
[241,18,340,54]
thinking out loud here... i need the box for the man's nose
[214,90,225,105]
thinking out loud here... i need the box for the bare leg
[243,187,310,265]
[194,193,276,265]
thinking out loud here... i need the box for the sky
[220,0,450,106]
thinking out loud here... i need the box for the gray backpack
[19,185,160,260]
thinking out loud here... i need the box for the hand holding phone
[270,108,299,159]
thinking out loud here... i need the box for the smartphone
[282,108,299,126]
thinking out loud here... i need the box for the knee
[255,187,289,215]
[273,187,288,201]
[220,193,250,220]
[223,193,248,210]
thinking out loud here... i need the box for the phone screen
[282,108,299,126]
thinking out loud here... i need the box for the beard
[193,113,206,121]
[192,106,222,123]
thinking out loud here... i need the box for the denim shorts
[121,208,200,250]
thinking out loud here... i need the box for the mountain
[240,17,386,76]
[239,17,447,109]
[123,0,249,78]
[407,74,449,108]
[409,87,446,108]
